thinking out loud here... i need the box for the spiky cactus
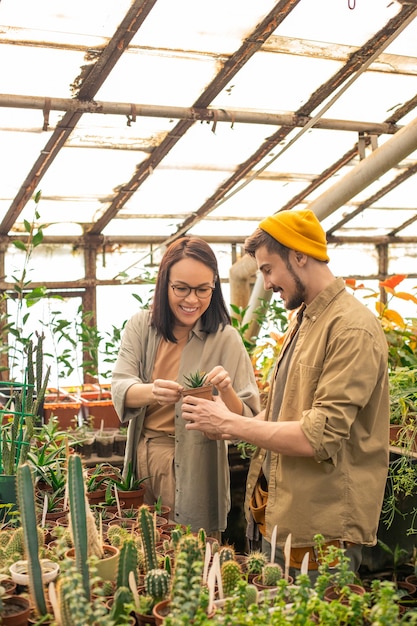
[221,559,243,597]
[244,583,259,607]
[170,527,184,550]
[108,586,133,623]
[16,462,48,617]
[116,538,138,589]
[145,568,170,603]
[246,550,268,576]
[67,454,93,599]
[219,545,236,566]
[262,562,283,586]
[138,504,158,573]
[169,534,206,620]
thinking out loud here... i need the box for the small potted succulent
[181,371,213,401]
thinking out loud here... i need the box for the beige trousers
[137,433,175,518]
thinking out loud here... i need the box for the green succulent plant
[183,370,208,388]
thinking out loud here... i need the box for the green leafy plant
[183,370,208,389]
[1,190,48,381]
[110,461,148,492]
[0,335,50,475]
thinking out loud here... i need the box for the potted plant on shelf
[181,371,213,401]
[110,461,148,509]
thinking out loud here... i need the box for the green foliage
[1,190,48,380]
[110,461,148,491]
[183,370,208,388]
[0,335,50,474]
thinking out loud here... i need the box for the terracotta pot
[323,583,366,604]
[152,599,171,626]
[87,488,109,506]
[135,611,157,626]
[0,595,31,626]
[43,394,81,429]
[117,484,146,508]
[0,578,17,595]
[252,574,293,592]
[147,504,172,518]
[152,599,215,625]
[108,517,137,530]
[181,385,213,401]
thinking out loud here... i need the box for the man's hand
[182,395,232,439]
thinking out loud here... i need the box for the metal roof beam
[0,93,400,135]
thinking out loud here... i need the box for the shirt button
[247,483,251,490]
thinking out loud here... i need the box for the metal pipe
[0,93,398,134]
[310,115,417,220]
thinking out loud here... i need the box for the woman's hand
[152,379,183,405]
[205,365,232,392]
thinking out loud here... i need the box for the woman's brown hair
[151,236,231,342]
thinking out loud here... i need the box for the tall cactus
[116,537,138,589]
[169,534,205,620]
[138,505,158,573]
[16,462,48,617]
[67,453,91,599]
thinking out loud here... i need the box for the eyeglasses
[169,283,215,299]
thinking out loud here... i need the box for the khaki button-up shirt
[112,310,260,534]
[245,278,390,548]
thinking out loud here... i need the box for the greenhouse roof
[1,0,417,265]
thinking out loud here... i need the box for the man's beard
[285,261,306,310]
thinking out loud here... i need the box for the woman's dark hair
[151,236,231,342]
[244,228,290,262]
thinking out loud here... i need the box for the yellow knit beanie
[259,209,329,262]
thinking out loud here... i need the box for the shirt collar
[303,277,346,321]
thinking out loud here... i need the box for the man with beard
[182,209,389,581]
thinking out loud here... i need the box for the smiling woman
[111,235,260,537]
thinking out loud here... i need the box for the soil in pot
[113,432,127,456]
[95,430,115,458]
[0,595,31,626]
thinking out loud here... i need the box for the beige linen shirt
[245,278,390,548]
[111,310,260,533]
